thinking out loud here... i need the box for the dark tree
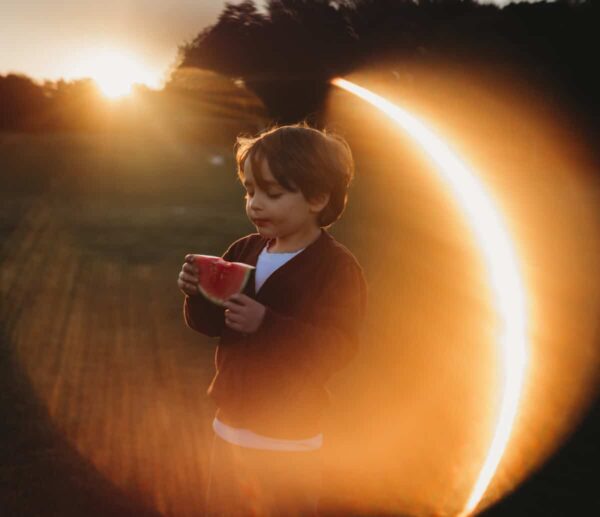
[0,75,50,131]
[178,0,360,124]
[177,0,598,131]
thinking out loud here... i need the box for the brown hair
[234,121,355,228]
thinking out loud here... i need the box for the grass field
[1,74,600,516]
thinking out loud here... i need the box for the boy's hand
[223,294,266,334]
[178,255,200,296]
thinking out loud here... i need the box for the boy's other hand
[178,255,200,296]
[223,294,266,334]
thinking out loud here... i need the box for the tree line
[1,0,598,132]
[179,0,599,126]
[0,75,163,132]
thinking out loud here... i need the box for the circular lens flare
[332,77,529,516]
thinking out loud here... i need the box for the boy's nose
[249,198,262,210]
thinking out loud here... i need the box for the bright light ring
[331,78,528,516]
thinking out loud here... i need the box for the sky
[1,1,226,87]
[1,0,514,89]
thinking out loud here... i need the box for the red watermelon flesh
[193,255,255,306]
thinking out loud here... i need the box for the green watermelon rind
[195,257,255,306]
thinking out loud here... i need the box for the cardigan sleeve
[255,258,368,381]
[183,241,240,338]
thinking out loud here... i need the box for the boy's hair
[234,122,355,228]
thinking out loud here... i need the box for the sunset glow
[332,77,529,516]
[74,48,161,98]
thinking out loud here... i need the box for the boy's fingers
[185,254,195,263]
[183,263,197,274]
[225,310,242,323]
[223,303,242,314]
[179,284,197,296]
[225,316,244,331]
[179,271,197,284]
[180,279,197,290]
[228,294,246,305]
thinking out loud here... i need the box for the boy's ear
[308,192,330,213]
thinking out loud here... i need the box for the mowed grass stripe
[1,198,65,337]
[8,219,216,515]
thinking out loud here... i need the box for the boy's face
[242,154,329,241]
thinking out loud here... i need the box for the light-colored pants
[204,433,323,516]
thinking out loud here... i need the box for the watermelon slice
[192,255,255,306]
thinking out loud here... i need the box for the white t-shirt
[254,241,304,293]
[214,242,324,450]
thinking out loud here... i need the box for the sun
[84,49,160,98]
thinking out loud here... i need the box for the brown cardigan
[184,228,368,440]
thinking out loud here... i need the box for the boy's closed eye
[244,192,282,200]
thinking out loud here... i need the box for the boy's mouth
[253,219,270,226]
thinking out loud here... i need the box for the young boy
[177,122,368,515]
